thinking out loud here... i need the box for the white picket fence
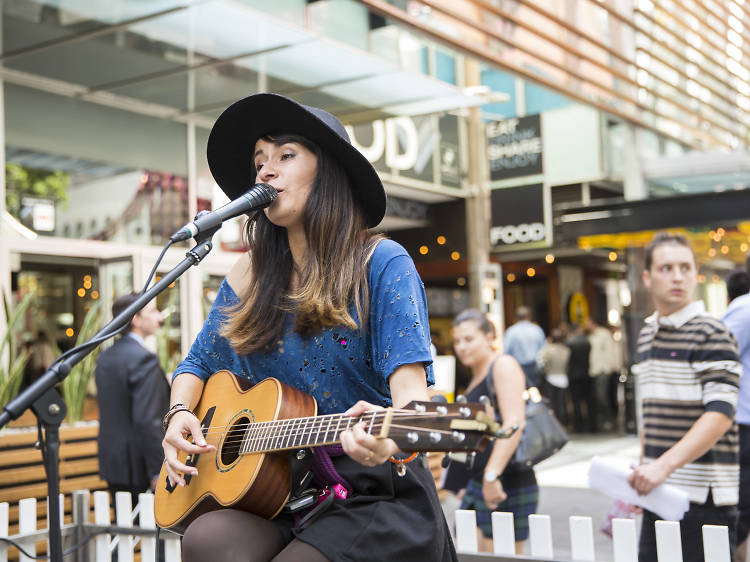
[0,494,735,561]
[0,490,180,562]
[455,509,732,562]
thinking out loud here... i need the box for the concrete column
[622,124,647,201]
[182,24,204,355]
[463,59,492,310]
[0,6,9,343]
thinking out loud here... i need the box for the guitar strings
[195,414,469,452]
[195,409,467,436]
[193,408,438,432]
[200,420,475,455]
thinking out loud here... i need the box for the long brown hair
[220,133,384,354]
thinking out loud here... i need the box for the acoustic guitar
[154,370,505,533]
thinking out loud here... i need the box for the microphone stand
[0,234,217,562]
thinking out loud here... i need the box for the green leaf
[61,301,102,422]
[0,288,32,405]
[1,291,32,370]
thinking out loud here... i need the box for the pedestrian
[585,316,618,431]
[722,266,750,561]
[628,232,740,562]
[161,93,456,561]
[726,268,750,304]
[566,322,593,433]
[95,293,169,503]
[451,308,536,554]
[538,326,571,427]
[503,306,546,387]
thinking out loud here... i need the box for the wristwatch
[483,469,499,483]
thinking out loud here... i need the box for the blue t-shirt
[723,293,750,425]
[173,239,434,414]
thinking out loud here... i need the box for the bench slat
[0,475,107,504]
[1,459,100,486]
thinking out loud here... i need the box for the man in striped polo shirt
[628,232,741,562]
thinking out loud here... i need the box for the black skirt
[275,454,457,562]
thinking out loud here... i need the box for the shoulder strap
[483,358,498,406]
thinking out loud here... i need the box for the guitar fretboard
[240,410,385,455]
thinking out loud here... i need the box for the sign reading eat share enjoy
[486,115,543,181]
[489,184,546,248]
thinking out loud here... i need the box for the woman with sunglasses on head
[451,309,537,554]
[160,93,456,562]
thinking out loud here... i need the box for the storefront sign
[487,115,543,180]
[20,197,55,232]
[386,196,428,221]
[347,114,461,189]
[490,184,547,249]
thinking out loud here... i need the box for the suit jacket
[95,334,170,488]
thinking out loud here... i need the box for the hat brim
[207,93,386,228]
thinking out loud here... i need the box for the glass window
[155,275,181,377]
[202,274,225,319]
[15,261,101,388]
[5,84,189,243]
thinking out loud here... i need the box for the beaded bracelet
[389,452,419,477]
[162,404,195,432]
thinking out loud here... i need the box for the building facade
[1,0,749,392]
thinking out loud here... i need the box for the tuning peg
[458,406,471,418]
[414,403,427,413]
[479,395,492,407]
[456,394,467,403]
[407,431,419,444]
[429,431,442,443]
[451,431,466,443]
[436,405,448,415]
[465,451,476,470]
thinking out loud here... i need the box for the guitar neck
[240,410,387,455]
[234,402,498,456]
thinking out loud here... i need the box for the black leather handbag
[444,363,568,484]
[508,387,569,469]
[483,372,568,471]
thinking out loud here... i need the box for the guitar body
[154,371,317,533]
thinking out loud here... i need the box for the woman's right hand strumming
[162,373,215,488]
[162,409,215,488]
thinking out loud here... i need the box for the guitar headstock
[383,401,518,453]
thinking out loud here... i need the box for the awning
[554,188,750,242]
[1,0,493,126]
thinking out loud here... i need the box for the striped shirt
[632,301,741,506]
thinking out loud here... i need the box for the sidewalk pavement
[528,432,641,561]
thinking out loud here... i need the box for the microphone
[170,183,278,242]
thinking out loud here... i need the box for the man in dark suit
[95,293,169,501]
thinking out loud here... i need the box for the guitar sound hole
[221,416,249,466]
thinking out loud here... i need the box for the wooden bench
[0,422,107,558]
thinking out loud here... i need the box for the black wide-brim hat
[207,93,386,228]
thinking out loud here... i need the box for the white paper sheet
[587,456,690,521]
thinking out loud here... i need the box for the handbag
[444,361,568,482]
[482,370,569,471]
[509,387,569,469]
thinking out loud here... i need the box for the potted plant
[0,291,32,408]
[60,301,102,423]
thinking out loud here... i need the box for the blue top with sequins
[172,239,434,414]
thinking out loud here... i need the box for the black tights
[182,509,330,562]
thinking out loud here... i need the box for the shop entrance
[504,279,550,336]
